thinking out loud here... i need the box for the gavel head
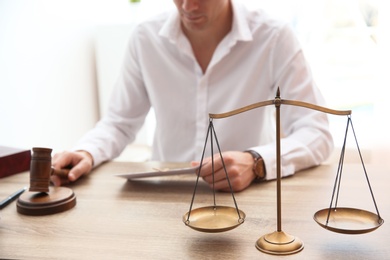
[29,147,53,193]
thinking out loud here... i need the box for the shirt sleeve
[72,26,151,167]
[249,24,334,180]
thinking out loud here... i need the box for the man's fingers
[50,151,92,187]
[52,151,74,169]
[202,168,227,183]
[68,159,92,182]
[198,158,224,177]
[68,167,83,182]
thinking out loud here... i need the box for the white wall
[0,0,165,153]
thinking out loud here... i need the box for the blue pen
[0,187,27,209]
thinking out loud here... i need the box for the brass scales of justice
[182,88,384,255]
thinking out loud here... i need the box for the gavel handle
[51,167,70,179]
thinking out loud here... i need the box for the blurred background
[0,0,388,164]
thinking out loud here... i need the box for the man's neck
[183,3,233,73]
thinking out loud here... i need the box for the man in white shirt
[52,0,333,191]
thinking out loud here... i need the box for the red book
[0,146,31,178]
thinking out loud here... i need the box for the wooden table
[0,162,389,259]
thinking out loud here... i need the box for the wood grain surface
[0,162,388,259]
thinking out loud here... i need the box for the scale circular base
[17,187,76,216]
[256,231,304,255]
[314,207,384,234]
[183,206,245,233]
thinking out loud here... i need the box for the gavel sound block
[17,147,76,216]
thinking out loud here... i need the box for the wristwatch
[244,150,266,180]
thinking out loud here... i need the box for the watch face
[245,150,265,179]
[255,159,265,179]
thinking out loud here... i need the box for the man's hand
[191,151,257,192]
[51,150,94,186]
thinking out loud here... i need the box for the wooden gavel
[29,147,70,193]
[17,147,76,215]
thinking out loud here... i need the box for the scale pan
[314,207,384,234]
[183,206,245,233]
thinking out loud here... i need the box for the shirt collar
[230,0,253,42]
[158,9,181,44]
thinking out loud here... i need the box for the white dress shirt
[74,0,333,180]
